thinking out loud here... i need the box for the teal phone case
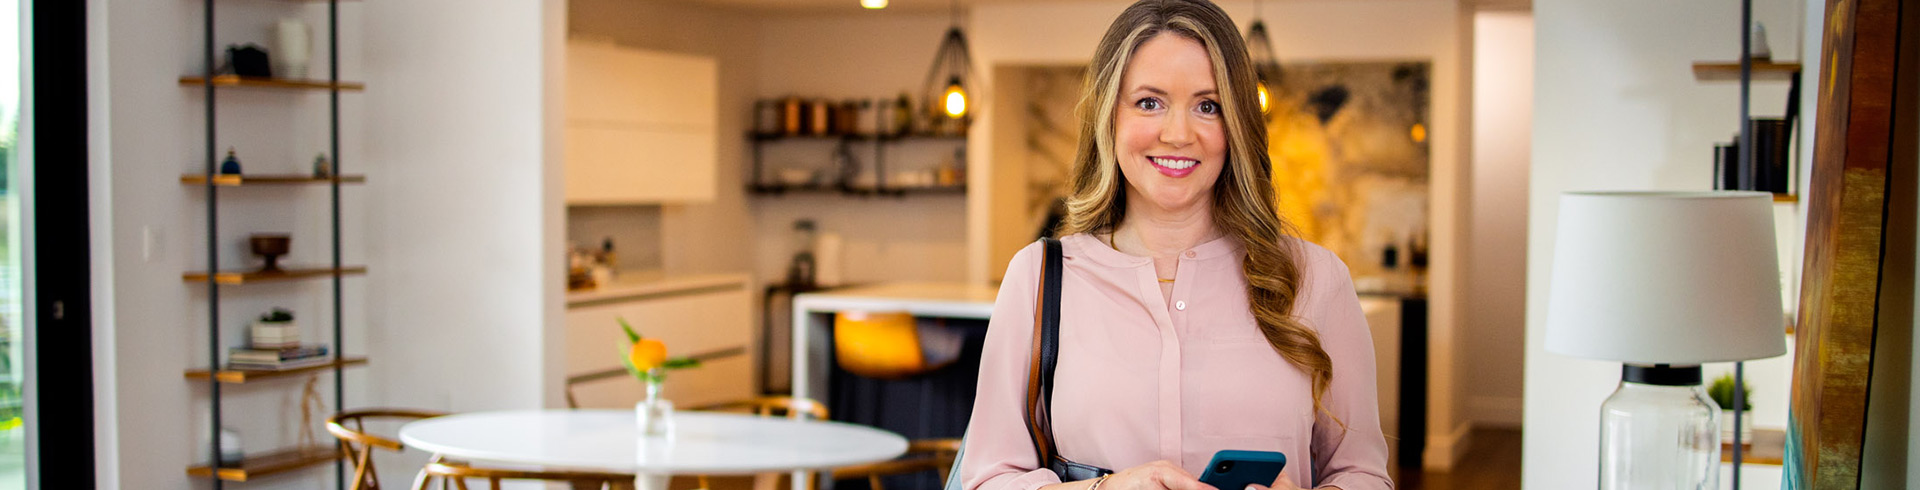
[1197,450,1287,490]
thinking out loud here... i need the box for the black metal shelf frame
[196,1,353,488]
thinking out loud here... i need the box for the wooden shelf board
[183,266,367,285]
[181,174,366,186]
[185,357,367,383]
[1773,193,1798,203]
[1720,427,1785,466]
[187,444,341,482]
[180,75,365,92]
[1692,61,1802,82]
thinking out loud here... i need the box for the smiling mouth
[1150,156,1199,170]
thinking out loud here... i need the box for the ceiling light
[922,0,973,121]
[861,0,887,9]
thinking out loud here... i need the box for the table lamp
[1544,191,1786,490]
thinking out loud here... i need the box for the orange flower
[628,338,667,372]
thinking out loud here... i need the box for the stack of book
[229,345,331,371]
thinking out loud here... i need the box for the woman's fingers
[1147,462,1214,490]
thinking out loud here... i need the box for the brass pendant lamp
[922,0,973,120]
[1245,0,1282,116]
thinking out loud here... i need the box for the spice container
[780,97,805,135]
[808,99,833,136]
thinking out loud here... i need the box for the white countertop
[567,272,750,307]
[792,281,1000,320]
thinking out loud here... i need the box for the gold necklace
[1108,233,1179,284]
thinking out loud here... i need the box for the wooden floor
[1393,428,1522,490]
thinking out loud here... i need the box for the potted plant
[1708,373,1754,445]
[619,317,699,438]
[250,308,298,349]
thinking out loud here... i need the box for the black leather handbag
[943,238,1113,490]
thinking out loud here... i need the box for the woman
[959,1,1391,490]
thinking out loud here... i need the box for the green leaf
[618,316,642,343]
[662,358,702,370]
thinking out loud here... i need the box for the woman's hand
[1101,460,1218,490]
[1242,471,1309,490]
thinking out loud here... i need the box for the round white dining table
[400,409,909,490]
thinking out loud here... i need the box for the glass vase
[1599,378,1719,490]
[636,380,675,440]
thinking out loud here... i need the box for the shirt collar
[1060,232,1241,268]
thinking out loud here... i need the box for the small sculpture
[249,234,290,272]
[220,148,242,175]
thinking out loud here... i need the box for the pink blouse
[960,233,1392,490]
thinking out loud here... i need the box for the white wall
[966,0,1475,469]
[1465,10,1531,429]
[359,0,566,484]
[750,13,972,286]
[85,0,562,487]
[1525,0,1805,487]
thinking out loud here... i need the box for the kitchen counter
[565,272,751,308]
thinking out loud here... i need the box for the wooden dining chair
[412,455,638,490]
[693,396,830,420]
[687,396,831,490]
[328,408,451,490]
[830,439,962,490]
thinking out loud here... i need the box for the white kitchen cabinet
[564,39,717,204]
[565,281,752,409]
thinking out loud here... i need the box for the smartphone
[1198,450,1287,490]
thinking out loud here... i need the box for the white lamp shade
[1545,191,1786,364]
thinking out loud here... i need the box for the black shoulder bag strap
[1025,237,1114,481]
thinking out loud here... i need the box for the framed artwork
[1784,0,1916,487]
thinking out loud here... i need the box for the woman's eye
[1198,100,1221,115]
[1135,98,1163,111]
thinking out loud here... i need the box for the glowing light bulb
[1410,123,1428,143]
[860,0,887,9]
[943,83,968,118]
[1256,82,1271,113]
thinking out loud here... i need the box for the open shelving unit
[185,0,362,488]
[747,122,970,197]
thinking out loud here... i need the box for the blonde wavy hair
[1057,0,1335,420]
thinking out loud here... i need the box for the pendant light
[1245,0,1282,116]
[922,0,973,120]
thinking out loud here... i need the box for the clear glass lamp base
[1599,364,1721,490]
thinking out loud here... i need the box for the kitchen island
[789,282,998,405]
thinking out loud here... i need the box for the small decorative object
[249,233,291,272]
[1708,373,1755,445]
[222,44,272,78]
[1748,22,1771,60]
[311,153,331,178]
[200,427,244,466]
[891,93,913,136]
[619,317,700,439]
[754,100,781,135]
[275,18,312,79]
[220,147,243,175]
[787,220,818,288]
[1544,191,1785,490]
[250,308,298,349]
